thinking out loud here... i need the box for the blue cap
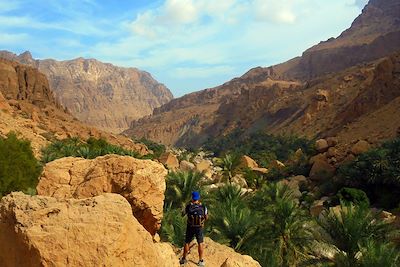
[192,191,200,201]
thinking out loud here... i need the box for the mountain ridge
[0,50,173,133]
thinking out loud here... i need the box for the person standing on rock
[180,191,208,266]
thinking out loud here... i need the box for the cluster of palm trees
[40,137,140,163]
[160,169,400,267]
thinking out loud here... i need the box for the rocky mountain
[0,51,173,133]
[0,58,148,156]
[124,0,400,148]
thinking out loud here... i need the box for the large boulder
[351,140,371,155]
[0,192,179,267]
[309,158,335,181]
[37,155,167,235]
[185,238,261,267]
[196,160,212,173]
[159,152,179,169]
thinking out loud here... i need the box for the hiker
[180,191,208,266]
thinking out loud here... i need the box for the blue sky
[0,0,368,97]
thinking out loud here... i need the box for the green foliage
[138,138,166,159]
[215,153,241,183]
[160,204,187,247]
[242,168,266,189]
[338,138,400,208]
[41,137,140,163]
[359,240,400,267]
[204,130,315,168]
[316,204,393,265]
[164,170,204,209]
[0,133,42,197]
[334,187,370,207]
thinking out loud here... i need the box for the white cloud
[254,0,297,24]
[0,33,29,45]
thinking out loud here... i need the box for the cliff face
[124,0,400,148]
[0,51,173,133]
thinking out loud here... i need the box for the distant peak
[19,51,33,61]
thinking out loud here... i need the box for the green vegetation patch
[41,137,140,163]
[0,133,42,197]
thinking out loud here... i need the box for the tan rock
[252,167,268,174]
[309,153,327,165]
[159,152,179,169]
[239,155,259,169]
[269,160,285,169]
[309,159,335,181]
[351,140,371,155]
[180,160,195,171]
[0,192,179,267]
[0,92,11,111]
[184,238,261,267]
[315,139,329,153]
[326,137,338,147]
[196,160,212,173]
[37,155,167,235]
[327,147,338,158]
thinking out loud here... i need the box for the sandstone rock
[196,160,212,173]
[159,152,179,169]
[37,155,167,235]
[326,137,338,147]
[251,167,268,174]
[351,140,371,155]
[0,192,179,267]
[309,159,335,181]
[309,153,327,165]
[184,238,261,267]
[310,199,328,217]
[269,160,285,169]
[327,147,338,158]
[0,92,11,112]
[239,155,259,169]
[180,160,195,172]
[315,139,329,153]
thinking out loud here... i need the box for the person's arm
[203,205,208,220]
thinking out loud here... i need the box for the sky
[0,0,368,97]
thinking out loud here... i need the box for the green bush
[137,138,166,159]
[41,137,140,163]
[331,187,370,207]
[0,133,42,197]
[338,138,400,208]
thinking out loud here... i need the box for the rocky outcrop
[36,155,167,235]
[159,152,179,170]
[0,58,59,108]
[0,51,173,133]
[0,192,179,267]
[184,238,261,267]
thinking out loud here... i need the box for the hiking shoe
[179,258,187,265]
[198,259,205,266]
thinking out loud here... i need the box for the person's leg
[198,242,204,260]
[182,243,190,258]
[181,227,194,263]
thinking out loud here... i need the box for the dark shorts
[185,226,204,244]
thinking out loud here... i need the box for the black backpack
[187,203,206,227]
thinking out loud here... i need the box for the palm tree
[165,170,204,209]
[207,183,246,209]
[359,240,400,267]
[315,204,392,266]
[216,153,241,183]
[247,182,314,267]
[208,201,259,252]
[159,204,187,247]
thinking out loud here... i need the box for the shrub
[336,187,370,207]
[338,137,400,208]
[0,133,42,197]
